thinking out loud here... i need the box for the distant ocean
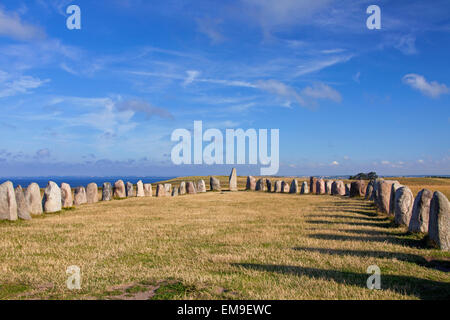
[0,177,176,189]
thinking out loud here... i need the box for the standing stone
[126,182,135,197]
[172,187,179,197]
[282,181,290,193]
[310,177,317,194]
[136,180,145,197]
[372,179,384,203]
[365,181,374,200]
[0,181,17,221]
[186,182,197,194]
[246,176,256,191]
[113,180,126,198]
[61,183,73,208]
[429,191,450,251]
[179,182,186,195]
[300,181,309,194]
[156,184,166,197]
[394,186,414,227]
[42,181,61,213]
[266,179,272,192]
[25,183,42,215]
[274,181,282,193]
[229,168,238,191]
[144,184,153,197]
[331,181,346,196]
[15,185,31,220]
[389,182,403,215]
[102,183,113,201]
[316,179,325,195]
[74,187,87,205]
[197,180,206,193]
[376,180,398,214]
[210,177,221,191]
[289,179,299,194]
[325,180,333,195]
[86,183,99,204]
[256,178,267,192]
[350,180,366,197]
[409,189,433,233]
[164,184,172,194]
[345,183,351,196]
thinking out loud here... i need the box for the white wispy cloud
[295,55,354,77]
[301,83,342,103]
[0,7,46,41]
[0,70,50,98]
[196,18,226,44]
[402,73,450,98]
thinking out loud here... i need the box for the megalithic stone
[25,183,43,215]
[42,181,62,213]
[394,186,414,227]
[86,183,99,204]
[61,183,73,208]
[246,176,256,191]
[0,181,18,221]
[429,191,450,251]
[144,183,153,197]
[229,168,238,191]
[102,183,113,201]
[113,180,126,198]
[300,181,309,194]
[15,185,31,220]
[74,186,87,205]
[210,177,221,191]
[409,189,432,233]
[136,180,145,197]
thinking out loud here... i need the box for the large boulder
[282,181,290,193]
[376,180,398,214]
[113,180,126,198]
[246,176,256,191]
[372,178,384,203]
[197,180,206,193]
[102,183,113,201]
[266,179,272,192]
[172,187,179,197]
[394,186,414,227]
[86,183,99,204]
[136,180,145,197]
[15,185,31,220]
[210,177,221,191]
[61,183,73,208]
[229,168,238,191]
[186,182,197,194]
[164,184,172,194]
[429,191,450,251]
[126,182,135,197]
[144,184,153,197]
[25,183,42,215]
[409,189,433,233]
[42,181,62,213]
[389,182,403,215]
[365,181,374,200]
[274,181,282,193]
[74,186,87,205]
[350,180,366,197]
[331,181,345,196]
[325,180,333,195]
[0,181,18,221]
[289,179,299,194]
[310,177,317,194]
[316,179,325,195]
[179,182,186,195]
[156,184,166,197]
[255,178,267,192]
[300,181,309,194]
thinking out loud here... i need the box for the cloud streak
[402,74,450,98]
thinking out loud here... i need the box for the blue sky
[0,0,449,177]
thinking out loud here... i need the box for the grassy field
[1,176,449,300]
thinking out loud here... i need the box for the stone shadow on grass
[232,263,450,300]
[308,214,388,222]
[306,219,392,228]
[309,233,425,248]
[292,247,450,272]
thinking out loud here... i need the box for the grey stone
[316,179,325,194]
[365,181,374,200]
[409,189,432,233]
[156,184,166,197]
[289,179,299,194]
[256,178,267,192]
[274,181,282,193]
[325,180,333,195]
[144,184,153,197]
[210,177,221,191]
[300,181,309,194]
[310,177,317,194]
[389,182,403,215]
[429,191,450,251]
[74,186,87,205]
[113,180,126,198]
[126,182,135,197]
[25,183,42,215]
[164,184,172,194]
[331,181,345,196]
[136,180,145,197]
[197,180,206,193]
[172,187,179,197]
[246,176,256,191]
[15,185,31,220]
[350,180,366,197]
[0,181,17,221]
[375,180,398,214]
[179,182,186,195]
[186,182,197,194]
[345,183,351,196]
[394,186,414,227]
[266,179,272,192]
[229,168,238,191]
[86,183,99,204]
[42,181,61,213]
[282,181,290,193]
[61,183,73,208]
[102,183,112,201]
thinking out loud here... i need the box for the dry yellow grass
[1,184,449,300]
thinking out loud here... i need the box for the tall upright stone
[172,187,179,197]
[0,181,17,221]
[156,184,166,197]
[256,178,267,192]
[266,179,272,192]
[331,181,345,196]
[42,181,61,213]
[229,168,238,191]
[376,180,398,214]
[274,181,282,193]
[197,180,206,193]
[164,184,172,194]
[179,182,186,195]
[365,181,374,200]
[325,180,333,195]
[126,182,135,197]
[246,176,256,191]
[113,180,126,198]
[61,183,73,208]
[210,177,221,191]
[186,182,197,194]
[389,182,403,215]
[86,183,99,204]
[300,181,309,194]
[429,191,450,251]
[136,180,145,197]
[310,177,317,194]
[144,184,153,197]
[102,183,113,201]
[281,181,290,193]
[289,179,299,194]
[394,186,414,227]
[15,186,31,220]
[74,186,87,205]
[25,183,42,215]
[316,179,325,195]
[350,180,366,197]
[409,189,433,233]
[345,183,351,196]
